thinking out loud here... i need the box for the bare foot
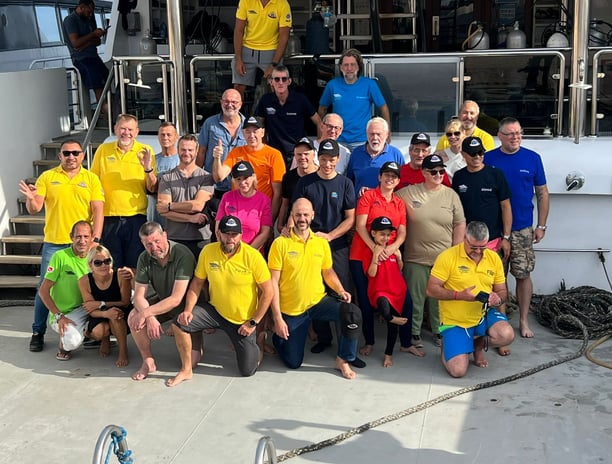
[520,324,534,338]
[496,346,511,356]
[257,332,276,355]
[99,337,111,358]
[400,345,425,357]
[389,316,408,326]
[115,354,129,368]
[359,344,373,356]
[473,349,489,368]
[166,370,193,387]
[131,361,156,381]
[383,355,393,367]
[334,357,356,379]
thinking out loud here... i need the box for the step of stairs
[1,235,44,254]
[0,275,39,288]
[0,255,42,265]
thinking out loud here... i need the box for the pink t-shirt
[217,190,272,246]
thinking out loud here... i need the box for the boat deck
[0,304,610,463]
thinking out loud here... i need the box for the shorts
[232,47,276,86]
[88,305,133,332]
[50,307,89,351]
[441,308,508,362]
[73,55,110,90]
[509,227,535,279]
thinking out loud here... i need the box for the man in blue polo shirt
[255,65,321,168]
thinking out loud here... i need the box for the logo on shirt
[458,265,470,274]
[519,169,530,174]
[457,184,468,193]
[411,200,423,208]
[330,192,339,199]
[78,182,88,188]
[227,206,237,212]
[288,251,299,258]
[209,262,221,271]
[51,181,62,185]
[265,107,276,115]
[286,112,297,116]
[267,12,277,19]
[333,93,342,100]
[247,9,257,14]
[481,188,492,192]
[46,266,54,273]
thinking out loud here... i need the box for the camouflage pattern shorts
[509,227,535,279]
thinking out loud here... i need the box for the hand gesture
[18,180,37,199]
[139,147,153,171]
[212,139,224,159]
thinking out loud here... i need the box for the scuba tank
[462,21,489,50]
[506,21,527,48]
[285,28,301,56]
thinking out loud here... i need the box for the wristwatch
[55,312,64,322]
[93,237,100,243]
[248,319,258,328]
[99,301,107,310]
[536,225,547,231]
[502,234,511,241]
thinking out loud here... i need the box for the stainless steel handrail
[82,68,115,166]
[254,436,277,464]
[28,56,72,70]
[590,47,612,136]
[92,425,131,464]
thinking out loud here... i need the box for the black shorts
[74,55,109,90]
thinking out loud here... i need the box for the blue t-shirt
[62,12,99,60]
[485,146,547,230]
[198,113,246,192]
[319,76,387,144]
[346,143,405,197]
[155,153,180,178]
[255,90,316,158]
[292,172,356,251]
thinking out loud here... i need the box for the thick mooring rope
[277,314,589,462]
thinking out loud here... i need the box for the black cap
[243,116,263,129]
[370,216,397,231]
[231,160,254,178]
[422,154,446,170]
[410,132,431,146]
[379,161,401,177]
[294,137,314,150]
[462,136,485,156]
[218,215,242,234]
[317,138,340,157]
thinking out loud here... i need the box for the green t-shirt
[44,247,89,314]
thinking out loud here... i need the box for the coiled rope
[277,314,588,462]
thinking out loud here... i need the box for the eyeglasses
[499,130,523,137]
[221,99,240,106]
[465,238,487,251]
[61,150,82,157]
[272,76,289,82]
[93,258,112,267]
[445,131,461,137]
[324,123,342,132]
[426,169,445,176]
[466,151,484,157]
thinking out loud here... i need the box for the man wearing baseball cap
[398,132,451,189]
[167,215,274,387]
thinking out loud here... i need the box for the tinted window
[0,5,39,50]
[35,5,62,46]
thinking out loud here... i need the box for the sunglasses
[426,169,445,176]
[272,76,289,82]
[466,151,484,157]
[62,150,82,157]
[445,131,461,137]
[93,258,112,267]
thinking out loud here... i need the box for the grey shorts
[509,227,535,279]
[232,47,276,86]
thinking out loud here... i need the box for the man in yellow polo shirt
[436,100,496,152]
[91,113,157,269]
[232,0,292,98]
[268,198,362,380]
[19,139,104,352]
[167,215,274,387]
[426,221,514,378]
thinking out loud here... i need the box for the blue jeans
[32,242,70,334]
[273,296,358,369]
[350,259,376,346]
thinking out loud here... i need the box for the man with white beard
[91,113,157,269]
[435,100,495,152]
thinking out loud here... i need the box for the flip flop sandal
[56,350,72,361]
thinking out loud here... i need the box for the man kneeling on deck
[268,198,362,379]
[167,215,274,387]
[426,221,515,378]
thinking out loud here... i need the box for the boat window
[0,5,39,51]
[35,5,62,46]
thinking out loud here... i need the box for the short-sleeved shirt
[292,172,355,251]
[62,12,98,60]
[436,126,495,152]
[452,165,511,239]
[198,113,246,192]
[236,0,292,50]
[346,143,405,197]
[155,153,180,179]
[35,166,104,244]
[91,140,157,216]
[195,241,271,324]
[367,253,406,314]
[135,241,196,314]
[44,247,89,314]
[396,184,465,266]
[268,229,332,316]
[158,166,214,241]
[255,90,316,157]
[216,190,272,247]
[224,145,286,199]
[319,76,387,144]
[431,243,506,327]
[350,187,406,262]
[397,163,451,190]
[485,146,547,231]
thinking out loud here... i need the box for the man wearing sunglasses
[255,65,321,168]
[19,140,104,353]
[397,132,451,190]
[435,100,496,153]
[426,221,515,378]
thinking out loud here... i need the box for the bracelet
[144,168,153,173]
[167,202,172,212]
[271,61,279,67]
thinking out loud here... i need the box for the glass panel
[35,5,61,46]
[193,58,235,131]
[371,57,460,134]
[594,56,612,136]
[0,5,39,51]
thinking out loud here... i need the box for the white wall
[0,68,69,237]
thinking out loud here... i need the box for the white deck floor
[0,304,610,463]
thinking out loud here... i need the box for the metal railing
[254,436,277,464]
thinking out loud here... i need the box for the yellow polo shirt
[195,241,271,324]
[268,229,332,316]
[91,140,156,216]
[431,243,505,328]
[35,166,104,244]
[236,0,292,50]
[436,126,495,152]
